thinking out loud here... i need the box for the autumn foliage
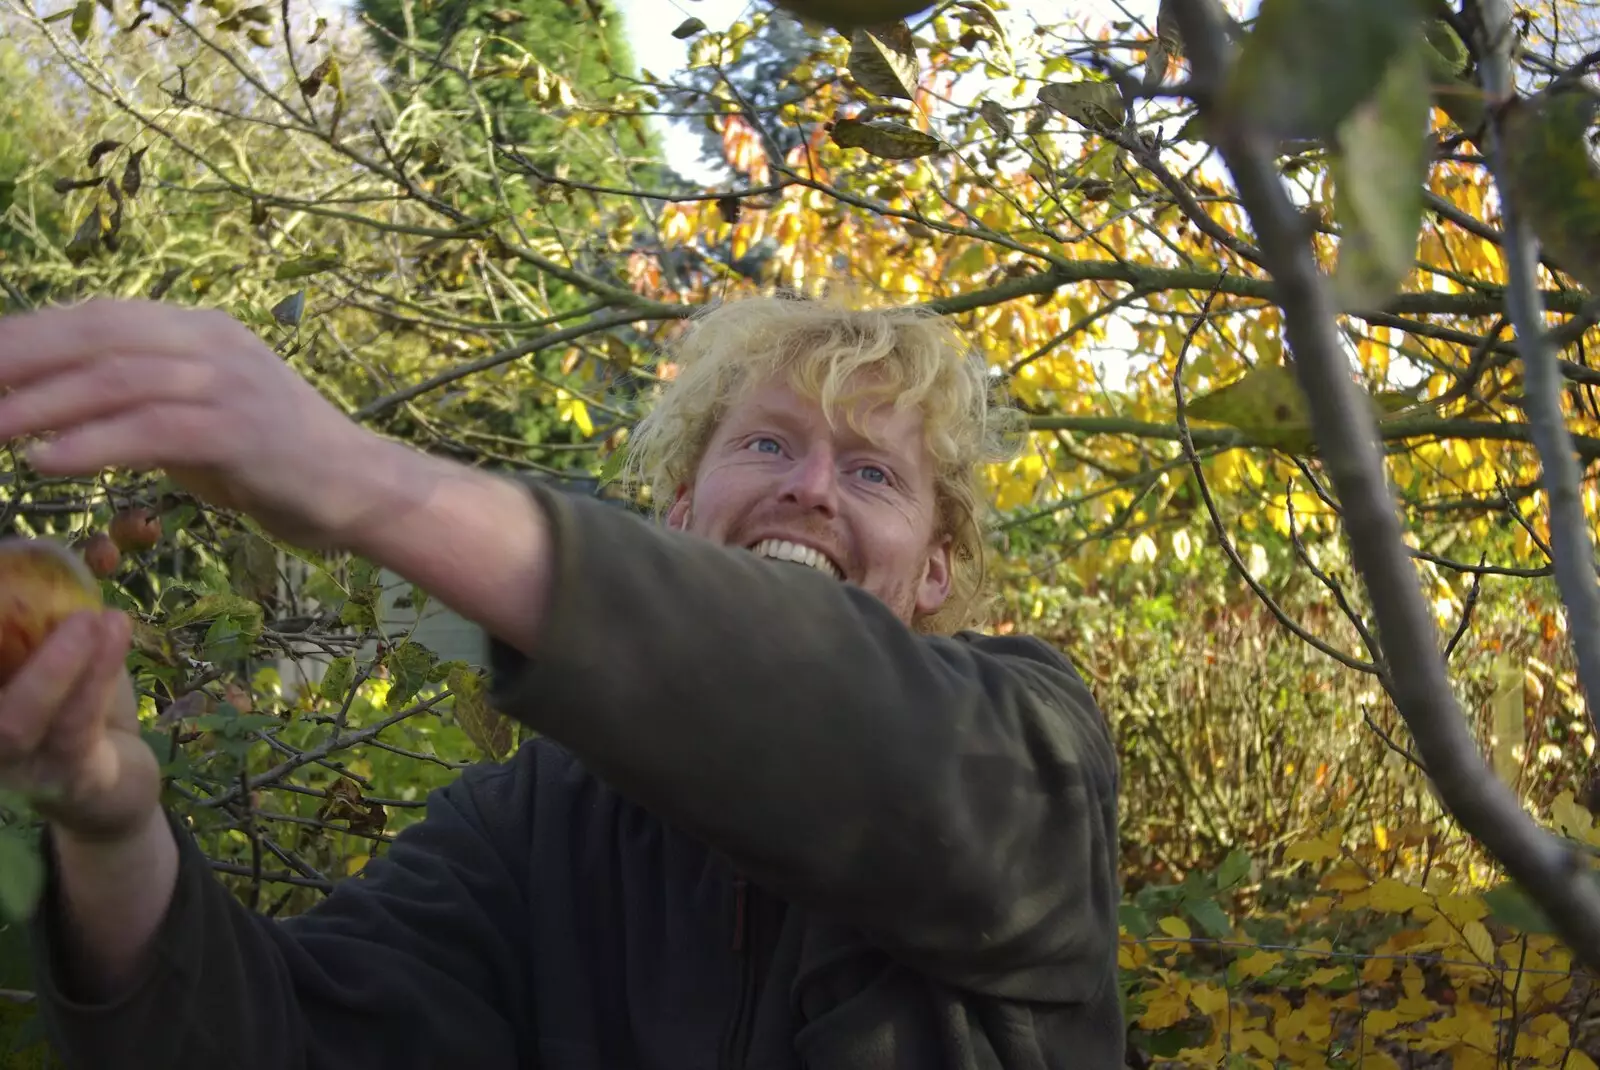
[4,0,1600,1063]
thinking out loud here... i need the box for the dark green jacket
[29,480,1124,1068]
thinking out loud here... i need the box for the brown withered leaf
[148,265,183,300]
[978,99,1012,137]
[829,117,942,159]
[121,147,144,196]
[300,57,334,98]
[848,22,918,101]
[64,205,103,265]
[102,179,123,252]
[1038,80,1124,133]
[52,175,103,194]
[87,138,122,169]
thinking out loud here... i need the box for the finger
[0,354,215,444]
[24,402,224,476]
[42,611,133,763]
[0,299,222,388]
[0,611,101,765]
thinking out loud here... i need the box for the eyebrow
[736,401,921,472]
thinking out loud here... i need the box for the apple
[109,507,162,553]
[0,537,105,687]
[81,532,121,579]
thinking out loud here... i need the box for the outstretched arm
[346,470,1120,1004]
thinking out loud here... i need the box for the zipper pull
[731,875,748,953]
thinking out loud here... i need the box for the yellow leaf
[1189,982,1228,1017]
[1567,1051,1598,1070]
[346,854,368,875]
[1364,1008,1400,1034]
[1157,915,1192,940]
[1434,893,1488,927]
[1367,877,1431,914]
[1234,950,1283,980]
[1241,1030,1279,1060]
[571,399,594,438]
[1463,920,1496,964]
[1320,862,1370,892]
[1361,955,1394,984]
[1305,966,1347,986]
[1138,988,1192,1030]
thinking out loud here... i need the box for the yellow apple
[0,537,105,687]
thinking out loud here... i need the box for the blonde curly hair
[622,293,1024,634]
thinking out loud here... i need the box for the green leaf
[597,442,630,487]
[670,16,704,38]
[320,655,356,703]
[300,562,347,608]
[829,118,943,160]
[448,666,514,760]
[339,599,377,632]
[1220,0,1428,142]
[1502,89,1600,295]
[1184,896,1232,939]
[1329,40,1430,312]
[848,23,919,101]
[1186,363,1315,454]
[1117,902,1153,937]
[70,0,93,41]
[273,255,341,280]
[385,641,437,712]
[1216,848,1251,891]
[226,531,280,602]
[0,830,42,924]
[1037,80,1123,133]
[166,591,262,630]
[1481,878,1560,935]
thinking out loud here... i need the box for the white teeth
[751,538,841,580]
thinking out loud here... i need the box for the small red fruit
[81,532,121,579]
[0,537,104,687]
[109,507,162,552]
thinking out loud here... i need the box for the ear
[665,483,693,532]
[913,534,954,619]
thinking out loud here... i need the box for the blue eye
[857,464,889,484]
[750,436,782,454]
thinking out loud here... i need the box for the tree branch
[1026,412,1600,462]
[1473,0,1600,739]
[1171,0,1600,971]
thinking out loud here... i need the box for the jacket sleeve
[27,760,534,1070]
[485,480,1120,1005]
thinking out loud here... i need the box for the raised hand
[0,297,395,549]
[0,607,158,842]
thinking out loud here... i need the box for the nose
[778,446,840,516]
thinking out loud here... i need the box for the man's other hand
[0,297,392,550]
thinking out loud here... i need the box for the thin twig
[1174,283,1380,675]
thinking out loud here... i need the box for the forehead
[721,377,928,454]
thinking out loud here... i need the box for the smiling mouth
[749,538,843,581]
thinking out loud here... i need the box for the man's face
[667,377,952,624]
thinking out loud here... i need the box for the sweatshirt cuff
[481,477,628,723]
[28,811,206,1020]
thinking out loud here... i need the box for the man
[0,294,1122,1068]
